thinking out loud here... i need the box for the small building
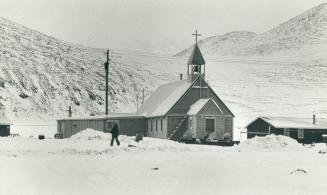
[57,35,234,141]
[246,116,327,144]
[0,114,11,137]
[57,113,145,138]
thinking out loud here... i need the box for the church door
[205,119,215,133]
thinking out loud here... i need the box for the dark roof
[187,44,205,65]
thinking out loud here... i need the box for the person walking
[110,123,120,146]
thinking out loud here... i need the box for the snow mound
[237,134,304,151]
[69,129,110,140]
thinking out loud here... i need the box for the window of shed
[284,128,290,137]
[298,129,304,139]
[151,120,153,132]
[156,120,158,132]
[189,117,193,129]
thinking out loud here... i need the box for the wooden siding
[146,117,167,139]
[167,116,185,136]
[247,118,271,139]
[58,118,145,138]
[198,100,223,115]
[247,118,327,143]
[224,116,233,137]
[194,115,225,139]
[167,82,232,116]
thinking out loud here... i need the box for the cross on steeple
[192,30,201,44]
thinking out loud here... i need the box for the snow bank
[0,129,222,157]
[237,134,304,151]
[69,128,110,140]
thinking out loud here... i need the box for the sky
[0,0,326,54]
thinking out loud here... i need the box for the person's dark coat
[111,124,119,137]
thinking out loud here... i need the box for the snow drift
[237,134,304,151]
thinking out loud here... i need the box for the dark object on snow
[128,144,136,147]
[290,169,307,174]
[38,134,45,140]
[135,134,143,142]
[54,133,62,139]
[151,167,159,170]
[10,133,20,137]
[319,150,326,154]
[110,124,120,146]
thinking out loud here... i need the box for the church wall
[145,117,167,139]
[224,116,234,138]
[168,88,206,115]
[167,116,185,137]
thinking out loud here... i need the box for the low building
[57,113,145,138]
[246,116,327,144]
[0,114,11,137]
[57,37,234,141]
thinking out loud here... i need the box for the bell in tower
[187,30,206,82]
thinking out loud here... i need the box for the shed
[246,116,327,144]
[0,114,11,137]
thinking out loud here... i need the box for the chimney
[180,74,183,80]
[68,106,72,117]
[313,114,316,125]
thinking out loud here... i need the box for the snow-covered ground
[1,129,327,195]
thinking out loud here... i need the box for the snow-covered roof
[0,114,11,125]
[188,44,205,65]
[138,79,193,117]
[247,116,327,129]
[188,99,210,115]
[58,113,144,121]
[187,98,223,115]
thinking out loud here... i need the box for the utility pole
[142,88,145,104]
[136,94,139,115]
[104,49,110,115]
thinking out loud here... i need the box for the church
[57,32,234,141]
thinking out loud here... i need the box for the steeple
[187,30,205,82]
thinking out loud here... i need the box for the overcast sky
[0,0,326,54]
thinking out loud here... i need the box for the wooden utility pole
[142,88,145,104]
[104,49,110,115]
[67,106,72,117]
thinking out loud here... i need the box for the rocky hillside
[176,3,327,56]
[0,17,179,120]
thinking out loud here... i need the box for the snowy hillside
[176,3,327,57]
[0,17,180,121]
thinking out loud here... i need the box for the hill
[176,3,327,57]
[0,17,182,121]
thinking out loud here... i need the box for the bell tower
[187,30,205,83]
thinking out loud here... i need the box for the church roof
[138,79,194,117]
[187,98,223,115]
[187,44,205,65]
[138,76,234,118]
